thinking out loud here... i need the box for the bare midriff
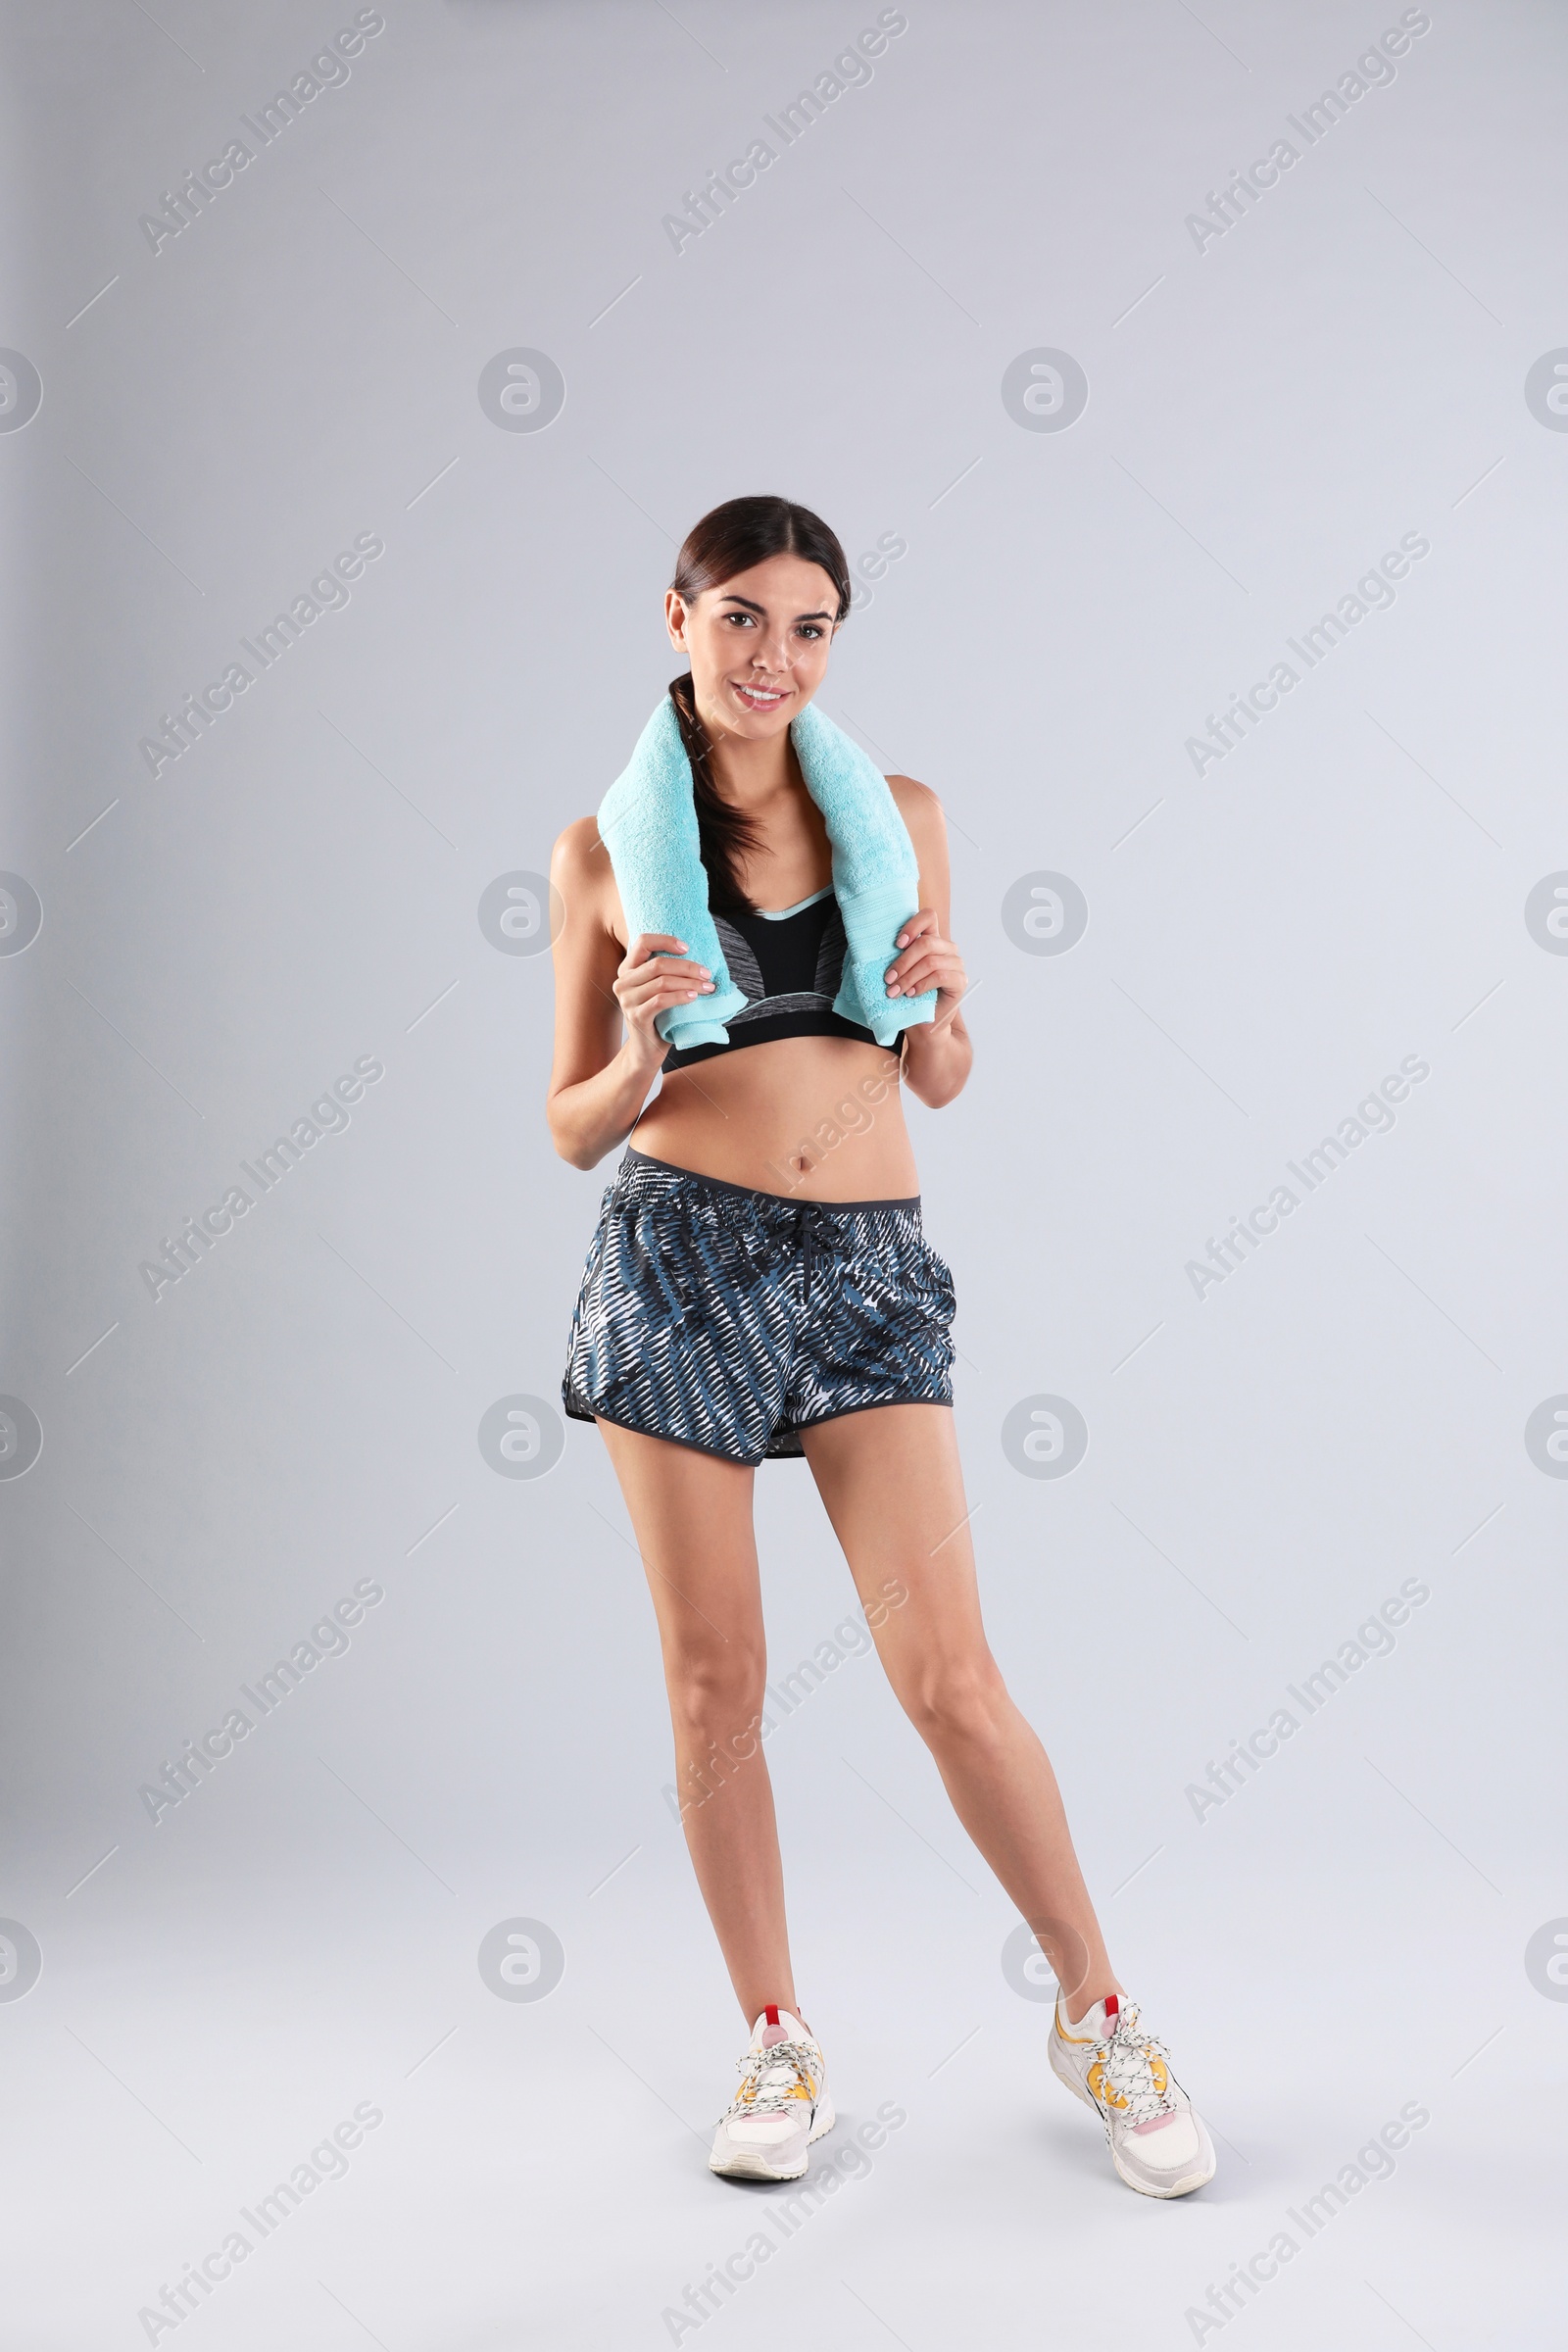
[629,1034,920,1202]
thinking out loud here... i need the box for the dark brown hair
[667,495,852,913]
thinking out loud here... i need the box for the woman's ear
[664,587,690,649]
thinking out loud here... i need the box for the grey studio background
[1,0,1564,2345]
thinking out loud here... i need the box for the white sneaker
[1049,1990,1216,2197]
[709,2004,835,2180]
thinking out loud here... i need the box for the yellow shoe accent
[1088,2059,1127,2110]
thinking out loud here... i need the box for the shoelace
[727,2036,821,2118]
[1089,2004,1177,2127]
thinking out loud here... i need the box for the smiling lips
[731,680,790,710]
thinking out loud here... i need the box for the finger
[628,932,691,957]
[622,968,715,1003]
[885,925,946,967]
[624,953,710,984]
[620,979,714,1013]
[916,956,967,992]
[631,955,710,985]
[884,938,952,986]
[888,956,962,998]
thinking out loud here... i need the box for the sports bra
[661,885,895,1073]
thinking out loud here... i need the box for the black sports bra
[661,886,894,1073]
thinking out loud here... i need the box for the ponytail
[667,670,767,915]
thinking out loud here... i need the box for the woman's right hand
[614,933,714,1063]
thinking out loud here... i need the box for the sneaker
[1049,1990,1216,2197]
[709,2004,834,2180]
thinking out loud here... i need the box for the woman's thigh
[596,1420,766,1667]
[799,1404,995,1693]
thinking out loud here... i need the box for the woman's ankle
[742,1995,803,2028]
[1062,1980,1123,2026]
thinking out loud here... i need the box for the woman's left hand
[884,908,967,1010]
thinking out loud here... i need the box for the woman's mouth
[731,681,790,712]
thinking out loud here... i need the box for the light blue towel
[597,695,938,1053]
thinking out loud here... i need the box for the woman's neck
[703,713,803,813]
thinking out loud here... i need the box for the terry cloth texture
[596,694,939,1056]
[562,1150,956,1464]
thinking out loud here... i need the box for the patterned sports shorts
[562,1149,956,1465]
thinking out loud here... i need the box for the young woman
[547,496,1214,2199]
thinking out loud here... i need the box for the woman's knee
[897,1648,1011,1752]
[664,1636,767,1742]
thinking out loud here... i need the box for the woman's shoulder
[885,770,940,807]
[551,814,625,944]
[550,812,608,884]
[885,772,946,843]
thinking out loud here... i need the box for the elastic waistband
[620,1148,920,1215]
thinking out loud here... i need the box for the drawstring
[797,1203,848,1304]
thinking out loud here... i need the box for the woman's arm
[884,776,973,1110]
[545,818,715,1168]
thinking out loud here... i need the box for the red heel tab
[1103,1994,1119,2026]
[764,2005,780,2027]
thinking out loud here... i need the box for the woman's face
[665,552,841,744]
